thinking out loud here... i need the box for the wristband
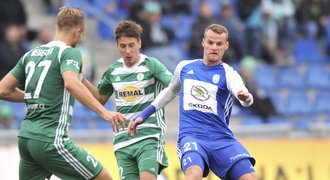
[134,105,156,123]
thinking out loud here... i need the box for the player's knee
[185,166,203,180]
[238,172,258,180]
[228,158,256,180]
[95,168,113,180]
[140,171,157,180]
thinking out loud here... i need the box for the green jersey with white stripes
[11,41,82,143]
[98,54,173,151]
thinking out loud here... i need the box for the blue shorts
[177,136,256,179]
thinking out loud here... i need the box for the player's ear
[137,38,142,49]
[225,40,229,50]
[202,38,205,48]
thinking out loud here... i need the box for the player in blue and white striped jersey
[128,24,258,180]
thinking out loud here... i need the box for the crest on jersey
[137,73,144,81]
[212,74,220,84]
[191,85,209,101]
[118,85,143,102]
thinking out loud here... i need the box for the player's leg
[227,158,257,180]
[182,152,204,180]
[18,137,52,180]
[94,167,113,180]
[137,138,168,180]
[27,139,107,179]
[208,139,256,179]
[177,136,209,180]
[115,148,140,179]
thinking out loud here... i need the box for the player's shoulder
[143,55,163,65]
[177,59,200,69]
[221,62,235,72]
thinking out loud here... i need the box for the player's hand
[127,117,143,136]
[101,111,126,133]
[237,90,252,103]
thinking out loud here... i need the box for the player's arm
[82,77,109,105]
[226,66,253,107]
[128,62,182,136]
[0,73,24,102]
[148,57,173,86]
[63,70,125,132]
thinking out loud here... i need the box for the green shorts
[115,138,168,180]
[18,137,103,180]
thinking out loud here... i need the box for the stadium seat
[285,91,311,115]
[293,38,325,64]
[269,92,285,115]
[277,66,304,89]
[240,116,264,125]
[267,116,289,125]
[253,65,277,90]
[314,90,330,113]
[161,14,195,41]
[294,116,316,130]
[306,65,330,89]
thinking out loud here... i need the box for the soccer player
[0,6,126,180]
[82,20,173,180]
[128,24,258,180]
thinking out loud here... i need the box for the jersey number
[25,60,51,99]
[86,153,98,168]
[183,141,198,152]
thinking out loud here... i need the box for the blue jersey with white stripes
[177,59,244,140]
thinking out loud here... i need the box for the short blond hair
[56,6,84,32]
[204,24,229,40]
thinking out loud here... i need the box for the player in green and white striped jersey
[0,7,126,180]
[83,20,173,180]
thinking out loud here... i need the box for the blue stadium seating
[253,65,277,90]
[240,116,264,125]
[277,66,304,89]
[314,91,330,113]
[269,91,285,115]
[294,117,316,130]
[161,14,195,41]
[285,91,311,115]
[306,65,330,89]
[267,116,289,125]
[293,38,324,64]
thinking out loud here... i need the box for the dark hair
[57,6,84,32]
[115,20,143,42]
[204,24,229,40]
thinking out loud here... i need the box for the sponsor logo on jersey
[191,85,209,101]
[137,73,144,81]
[188,102,212,110]
[118,85,143,102]
[67,59,80,70]
[212,74,220,84]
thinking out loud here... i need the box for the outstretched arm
[82,77,109,105]
[127,65,182,136]
[226,65,253,107]
[0,73,24,102]
[63,70,126,132]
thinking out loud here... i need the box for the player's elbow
[0,88,11,99]
[64,80,76,92]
